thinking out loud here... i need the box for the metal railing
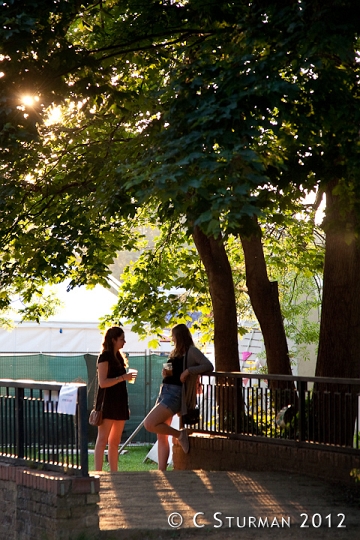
[0,379,88,476]
[0,351,173,446]
[192,372,360,454]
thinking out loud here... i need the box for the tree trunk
[316,181,360,379]
[315,180,360,446]
[240,222,292,377]
[192,226,239,371]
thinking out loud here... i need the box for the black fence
[0,352,167,444]
[192,372,360,454]
[0,379,88,476]
[2,371,359,477]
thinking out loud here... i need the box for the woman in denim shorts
[156,382,182,415]
[144,324,213,470]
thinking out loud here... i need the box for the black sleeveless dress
[95,350,130,421]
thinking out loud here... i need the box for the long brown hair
[169,323,194,358]
[101,326,128,367]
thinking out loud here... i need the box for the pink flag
[242,378,249,386]
[242,351,252,361]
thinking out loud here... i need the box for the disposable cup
[163,362,173,375]
[127,368,138,384]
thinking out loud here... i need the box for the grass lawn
[88,444,173,472]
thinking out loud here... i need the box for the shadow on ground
[94,470,360,539]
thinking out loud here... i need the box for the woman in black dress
[94,326,136,471]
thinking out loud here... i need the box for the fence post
[298,380,307,443]
[145,350,149,418]
[15,386,25,459]
[78,385,89,477]
[146,350,154,443]
[235,376,243,434]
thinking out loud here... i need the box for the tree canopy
[1,1,360,375]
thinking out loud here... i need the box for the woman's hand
[180,369,190,383]
[98,362,137,387]
[123,370,137,383]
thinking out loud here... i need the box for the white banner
[57,384,78,415]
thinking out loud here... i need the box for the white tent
[0,282,166,354]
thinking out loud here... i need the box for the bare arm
[98,361,133,388]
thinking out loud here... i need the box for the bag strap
[93,385,106,411]
[98,389,106,411]
[93,360,108,410]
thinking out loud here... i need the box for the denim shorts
[156,383,182,414]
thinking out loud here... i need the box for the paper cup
[163,362,173,375]
[127,368,138,384]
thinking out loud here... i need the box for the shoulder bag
[89,363,107,426]
[89,390,105,426]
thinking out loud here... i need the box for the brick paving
[94,469,360,540]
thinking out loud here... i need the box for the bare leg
[144,403,182,469]
[144,403,180,437]
[157,417,172,471]
[94,420,112,471]
[108,420,126,472]
[145,403,190,459]
[95,419,126,472]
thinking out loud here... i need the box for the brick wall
[0,464,100,540]
[173,434,360,486]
